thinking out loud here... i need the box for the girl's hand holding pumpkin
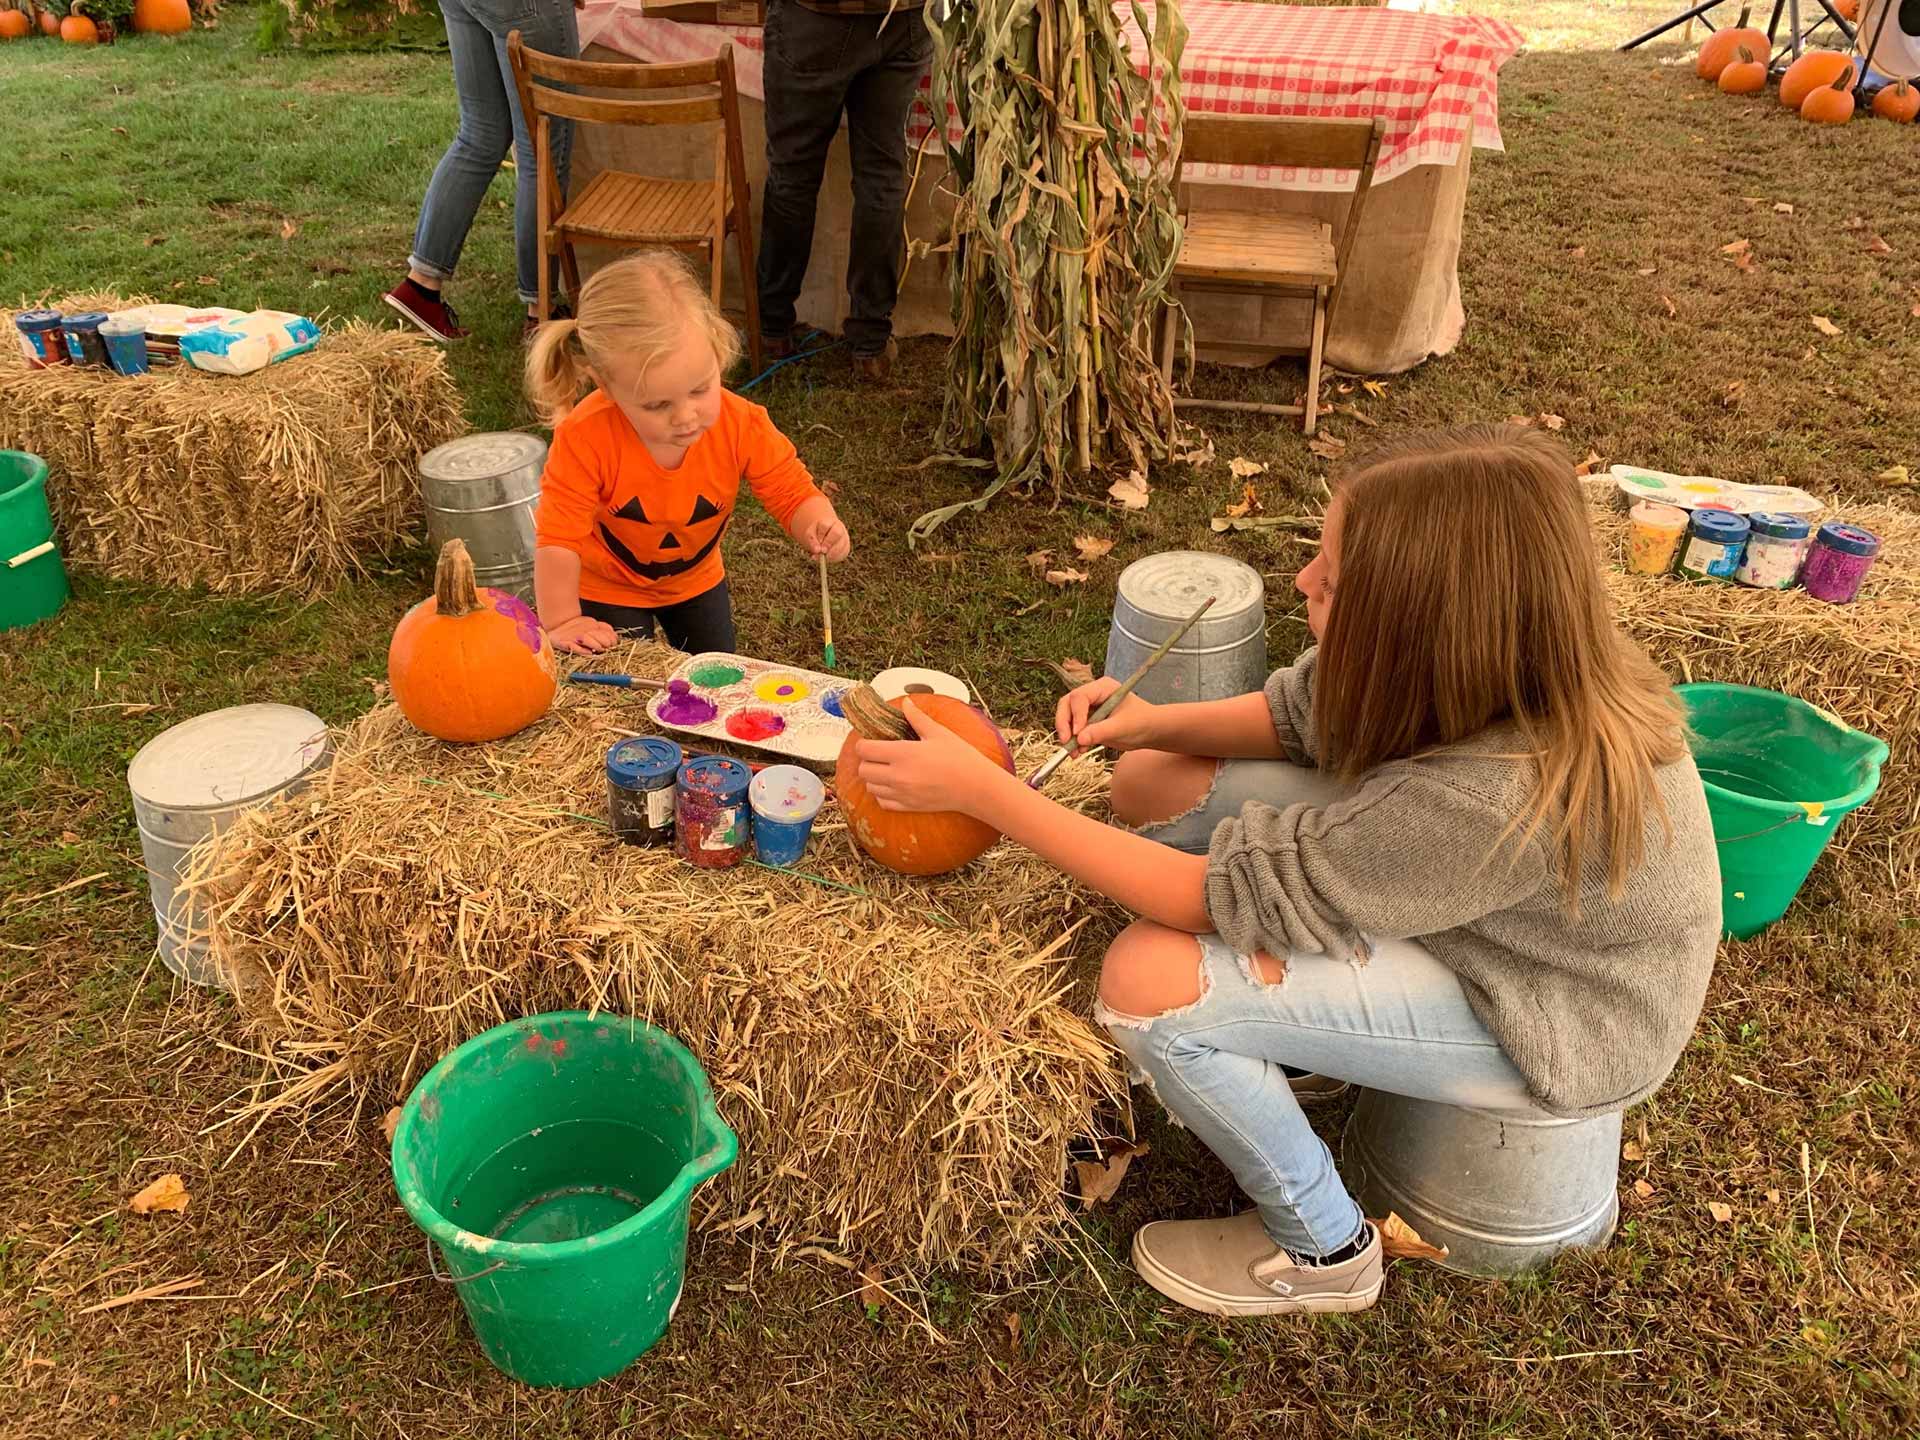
[855,700,1011,816]
[545,614,619,656]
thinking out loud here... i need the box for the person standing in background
[757,0,932,382]
[385,0,581,345]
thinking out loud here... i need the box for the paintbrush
[1025,595,1216,789]
[818,552,836,671]
[567,672,665,691]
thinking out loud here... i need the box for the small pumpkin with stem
[1697,6,1769,80]
[1874,78,1919,124]
[1801,69,1858,125]
[1719,45,1768,95]
[35,0,60,34]
[388,539,558,743]
[132,0,189,32]
[834,684,1015,876]
[58,0,96,41]
[0,5,30,38]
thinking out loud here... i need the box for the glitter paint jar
[62,313,112,369]
[606,736,682,848]
[1799,523,1881,605]
[1627,501,1690,576]
[1676,510,1750,582]
[675,755,751,869]
[1733,512,1811,590]
[13,310,69,370]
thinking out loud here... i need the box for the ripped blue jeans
[1099,759,1548,1257]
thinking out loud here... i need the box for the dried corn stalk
[911,0,1187,541]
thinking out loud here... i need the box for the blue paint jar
[606,736,682,847]
[1676,510,1750,582]
[676,755,751,869]
[61,312,111,369]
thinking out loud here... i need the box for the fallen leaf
[1811,315,1842,337]
[1844,214,1866,231]
[1058,658,1095,685]
[382,1107,402,1144]
[1708,1201,1734,1223]
[1865,234,1893,255]
[1766,1188,1782,1204]
[1337,403,1378,427]
[1025,549,1052,576]
[1774,202,1794,215]
[1732,251,1756,273]
[1173,435,1215,468]
[1568,246,1586,258]
[1636,265,1658,276]
[1072,535,1115,562]
[1633,1179,1656,1200]
[1574,450,1605,477]
[1377,1212,1449,1263]
[1228,456,1268,479]
[858,1269,887,1312]
[1074,1140,1149,1208]
[1225,482,1262,519]
[1538,413,1566,431]
[195,275,219,287]
[1045,568,1090,587]
[1003,1312,1023,1349]
[1307,435,1347,461]
[1662,294,1678,318]
[1108,470,1151,511]
[1875,465,1911,487]
[59,830,81,845]
[1722,380,1746,408]
[143,235,166,248]
[128,1174,190,1216]
[1506,415,1536,428]
[280,217,298,240]
[112,126,129,139]
[1720,238,1752,256]
[1622,1141,1646,1162]
[1361,379,1387,398]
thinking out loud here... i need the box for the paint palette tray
[646,652,853,765]
[1610,466,1822,518]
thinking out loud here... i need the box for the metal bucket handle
[426,1243,511,1285]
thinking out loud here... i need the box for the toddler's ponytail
[525,317,587,424]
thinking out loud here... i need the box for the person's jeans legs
[1101,930,1545,1257]
[489,0,578,307]
[759,0,857,342]
[840,12,931,355]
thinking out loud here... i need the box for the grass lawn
[2,3,1917,1436]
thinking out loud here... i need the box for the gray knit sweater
[1204,650,1722,1118]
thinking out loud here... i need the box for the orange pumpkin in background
[1834,0,1859,18]
[59,10,96,41]
[1718,45,1768,94]
[37,4,59,33]
[1780,50,1854,107]
[1696,6,1769,80]
[1801,69,1858,124]
[388,539,558,743]
[834,686,1015,876]
[132,0,190,32]
[0,8,30,38]
[1874,78,1919,123]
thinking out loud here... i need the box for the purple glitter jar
[1799,523,1881,605]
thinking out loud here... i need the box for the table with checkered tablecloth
[571,0,1524,372]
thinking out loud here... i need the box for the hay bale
[1593,495,1920,890]
[181,642,1128,1274]
[0,294,463,596]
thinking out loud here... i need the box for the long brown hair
[1314,424,1687,899]
[524,251,743,423]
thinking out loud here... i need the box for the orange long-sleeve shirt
[534,388,823,609]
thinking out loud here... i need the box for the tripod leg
[1619,0,1733,51]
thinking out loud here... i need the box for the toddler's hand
[545,614,618,656]
[800,512,851,562]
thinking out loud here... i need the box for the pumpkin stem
[432,538,483,618]
[843,684,915,741]
[1737,45,1755,63]
[1831,70,1853,92]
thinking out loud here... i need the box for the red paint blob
[725,709,786,741]
[524,1033,543,1050]
[549,1039,568,1058]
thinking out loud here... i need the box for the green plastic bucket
[391,1012,737,1389]
[1678,683,1888,940]
[0,451,70,632]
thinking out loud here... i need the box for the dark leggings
[581,579,737,655]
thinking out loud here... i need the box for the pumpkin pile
[1695,19,1915,126]
[0,0,195,40]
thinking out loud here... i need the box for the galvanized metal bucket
[128,704,332,989]
[1105,551,1267,704]
[421,433,546,603]
[1342,1089,1621,1276]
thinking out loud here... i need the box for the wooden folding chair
[1160,115,1385,436]
[506,33,763,375]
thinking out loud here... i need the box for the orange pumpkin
[834,685,1014,876]
[37,5,58,33]
[0,8,30,38]
[1719,45,1768,94]
[388,539,558,743]
[1874,78,1919,123]
[1697,6,1768,80]
[1834,0,1858,18]
[1780,50,1854,107]
[132,0,190,31]
[1801,69,1857,124]
[59,11,95,41]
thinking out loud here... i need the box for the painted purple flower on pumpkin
[487,589,546,656]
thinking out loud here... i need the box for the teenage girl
[526,253,850,656]
[852,425,1721,1316]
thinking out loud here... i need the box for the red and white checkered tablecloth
[577,1,1522,192]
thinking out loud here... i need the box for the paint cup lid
[1690,510,1750,542]
[63,312,109,334]
[1815,522,1881,558]
[749,765,825,823]
[99,314,147,337]
[678,755,750,800]
[1747,511,1810,540]
[1630,501,1689,529]
[607,736,681,786]
[14,310,63,333]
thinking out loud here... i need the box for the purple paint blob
[725,709,786,741]
[689,662,745,687]
[488,589,545,654]
[819,688,846,718]
[658,678,718,726]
